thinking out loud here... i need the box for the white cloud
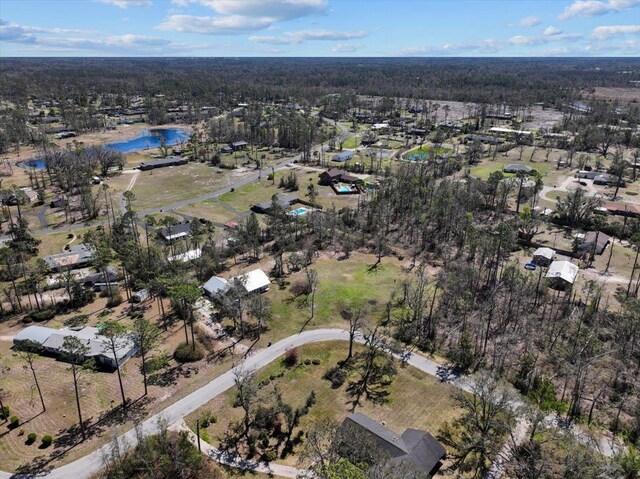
[543,26,562,36]
[591,24,640,39]
[250,29,368,45]
[558,0,640,20]
[331,42,358,53]
[95,0,152,7]
[160,0,327,34]
[515,15,541,27]
[0,19,214,54]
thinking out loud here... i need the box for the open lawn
[186,341,460,468]
[261,251,408,342]
[131,162,252,211]
[176,199,242,224]
[341,135,360,149]
[404,145,453,160]
[469,157,558,181]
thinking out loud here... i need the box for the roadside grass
[186,341,460,467]
[262,251,407,342]
[131,162,251,211]
[176,200,241,224]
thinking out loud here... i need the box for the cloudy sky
[0,0,638,56]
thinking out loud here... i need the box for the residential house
[44,244,94,272]
[231,141,248,151]
[503,164,533,174]
[13,325,138,369]
[251,193,299,214]
[332,151,354,163]
[160,222,193,242]
[545,260,579,290]
[340,413,446,477]
[203,268,271,297]
[138,156,187,171]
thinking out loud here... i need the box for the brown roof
[604,202,640,216]
[323,168,345,178]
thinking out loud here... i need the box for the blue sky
[0,0,638,56]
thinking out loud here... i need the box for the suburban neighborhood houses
[0,5,639,478]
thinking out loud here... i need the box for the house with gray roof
[14,325,137,369]
[138,156,187,171]
[340,413,445,477]
[44,243,94,272]
[251,193,299,214]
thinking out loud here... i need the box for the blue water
[407,153,428,161]
[336,185,353,193]
[289,207,309,217]
[19,159,46,170]
[107,128,189,153]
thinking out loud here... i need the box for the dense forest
[0,57,637,107]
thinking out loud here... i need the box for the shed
[533,247,555,267]
[581,231,611,255]
[231,141,248,151]
[546,261,579,290]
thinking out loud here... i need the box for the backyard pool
[107,128,189,153]
[336,185,353,193]
[18,159,46,170]
[289,207,309,217]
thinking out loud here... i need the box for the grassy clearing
[262,252,407,342]
[176,200,241,224]
[405,145,453,159]
[341,135,360,149]
[186,341,460,467]
[131,162,251,211]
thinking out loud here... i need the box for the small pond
[18,159,46,170]
[106,128,189,153]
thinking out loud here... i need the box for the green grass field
[261,252,408,341]
[131,162,250,210]
[186,341,459,467]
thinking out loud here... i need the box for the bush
[200,412,217,428]
[106,292,123,308]
[304,359,312,365]
[27,309,56,323]
[263,450,277,462]
[9,416,19,429]
[289,279,311,297]
[26,433,37,444]
[41,435,53,447]
[0,406,9,419]
[174,342,205,363]
[312,359,321,365]
[323,366,347,389]
[283,348,298,367]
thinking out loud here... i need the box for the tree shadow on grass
[148,364,197,388]
[13,396,153,475]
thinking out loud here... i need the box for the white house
[533,247,555,267]
[545,261,579,290]
[202,268,271,298]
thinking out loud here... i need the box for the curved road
[0,326,619,479]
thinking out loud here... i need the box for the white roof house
[235,268,271,293]
[14,325,137,369]
[546,261,579,287]
[203,268,271,298]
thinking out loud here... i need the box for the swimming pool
[289,207,309,217]
[336,185,353,193]
[18,159,46,170]
[107,128,189,153]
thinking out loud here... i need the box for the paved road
[0,326,619,479]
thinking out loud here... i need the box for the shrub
[312,359,321,365]
[200,412,217,428]
[304,359,312,365]
[28,309,55,323]
[26,433,37,444]
[263,450,277,462]
[18,428,25,436]
[21,316,33,324]
[41,435,53,447]
[0,406,9,419]
[106,292,123,308]
[283,348,298,367]
[174,342,205,363]
[9,416,19,429]
[323,366,347,389]
[289,279,311,297]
